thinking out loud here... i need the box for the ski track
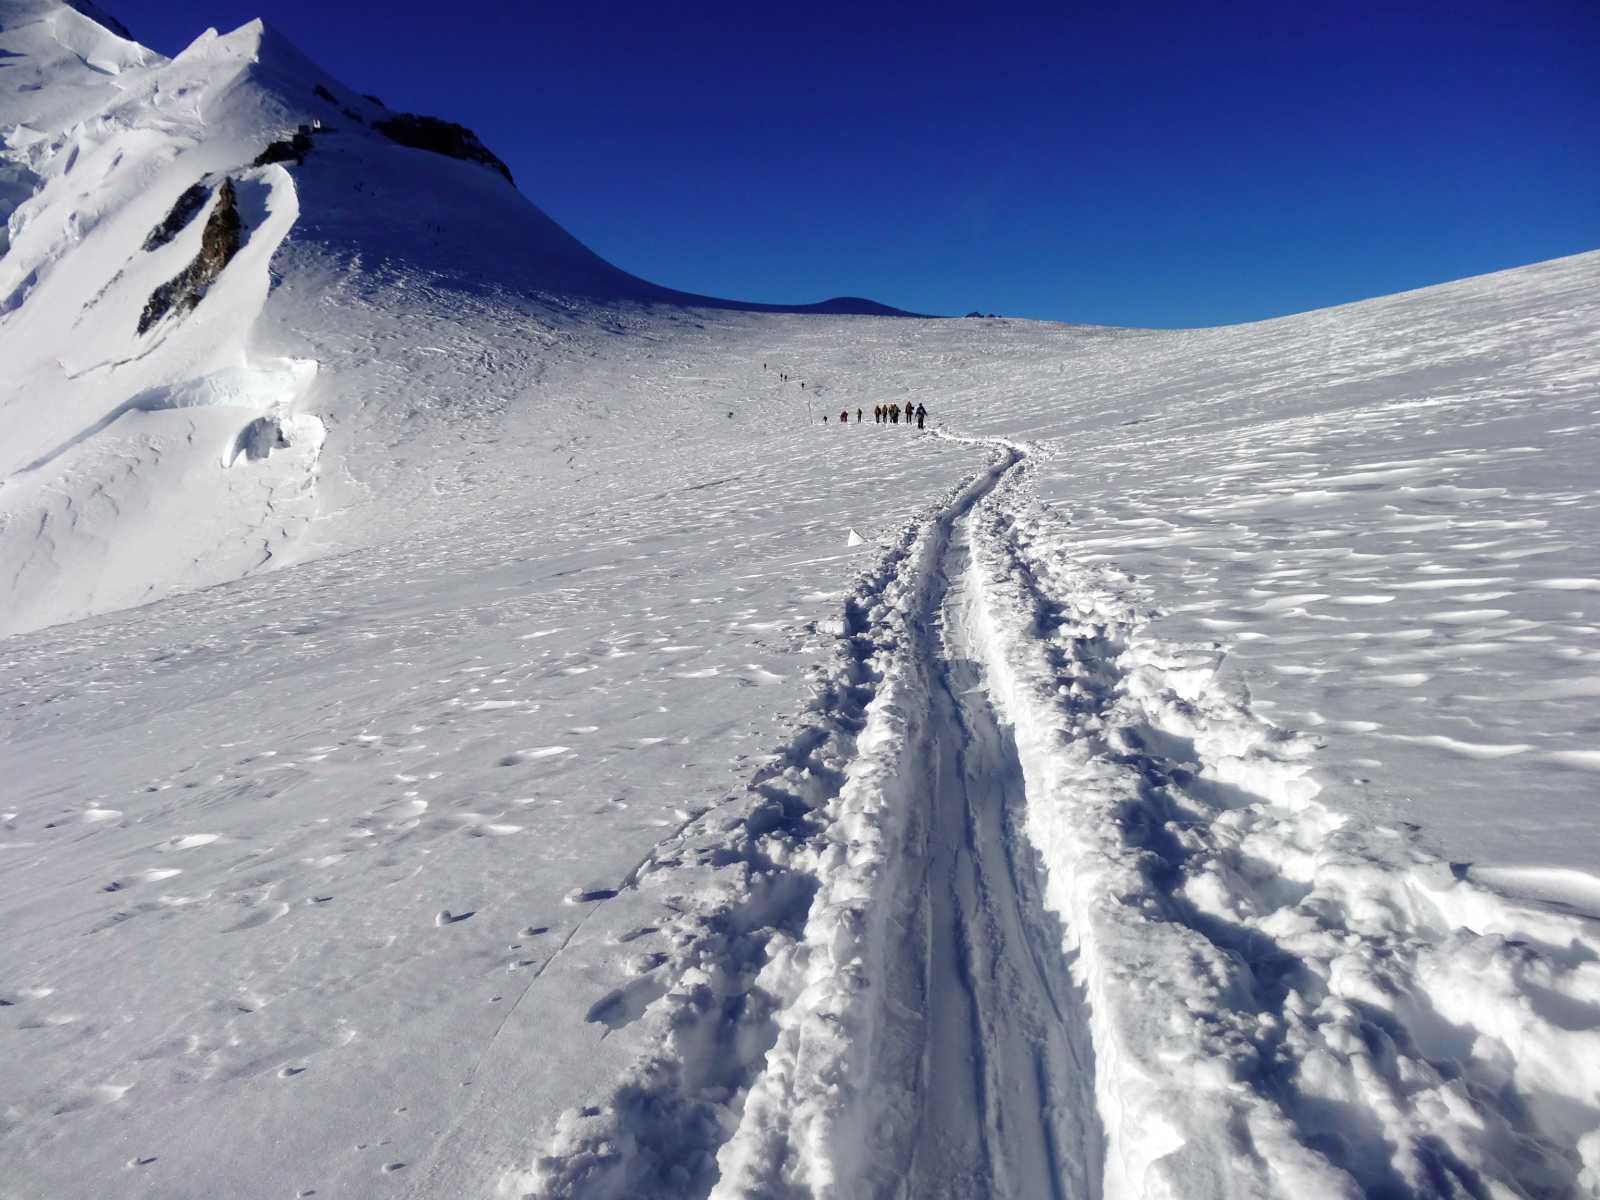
[903,482,1099,1200]
[515,433,1600,1200]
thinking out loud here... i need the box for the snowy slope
[2,3,1599,1199]
[0,1,909,640]
[0,0,156,254]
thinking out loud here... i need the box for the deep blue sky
[110,0,1599,326]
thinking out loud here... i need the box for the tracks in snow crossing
[523,428,1600,1200]
[901,474,1100,1200]
[519,437,1101,1200]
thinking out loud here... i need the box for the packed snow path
[520,436,1599,1200]
[904,485,1099,1200]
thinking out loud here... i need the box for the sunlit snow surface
[2,5,1598,1199]
[777,255,1600,875]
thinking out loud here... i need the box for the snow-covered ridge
[0,0,923,641]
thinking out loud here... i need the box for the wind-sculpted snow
[1004,255,1600,880]
[964,463,1600,1197]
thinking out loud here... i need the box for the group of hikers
[825,404,928,428]
[766,365,804,389]
[764,362,925,431]
[826,403,927,429]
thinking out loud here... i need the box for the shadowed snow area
[2,3,1599,1199]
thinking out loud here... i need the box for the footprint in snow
[158,833,220,851]
[103,868,182,892]
[564,887,618,904]
[497,746,569,767]
[223,900,290,933]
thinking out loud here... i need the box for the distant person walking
[890,403,900,424]
[856,407,863,423]
[916,403,926,430]
[840,409,849,423]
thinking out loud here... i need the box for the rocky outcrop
[137,178,242,335]
[142,182,210,251]
[252,127,314,168]
[373,113,514,185]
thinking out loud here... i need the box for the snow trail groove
[903,500,1100,1200]
[514,440,1045,1199]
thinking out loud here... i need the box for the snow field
[0,420,981,1200]
[4,5,1598,1195]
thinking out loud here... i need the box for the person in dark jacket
[840,409,849,423]
[916,403,926,430]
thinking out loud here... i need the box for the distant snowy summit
[0,0,915,313]
[0,0,928,637]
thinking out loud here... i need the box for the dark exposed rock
[373,113,514,185]
[362,93,386,108]
[342,107,366,125]
[142,182,209,251]
[137,178,242,335]
[313,83,337,104]
[252,128,313,168]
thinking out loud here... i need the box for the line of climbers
[821,402,927,429]
[764,362,925,430]
[868,402,926,429]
